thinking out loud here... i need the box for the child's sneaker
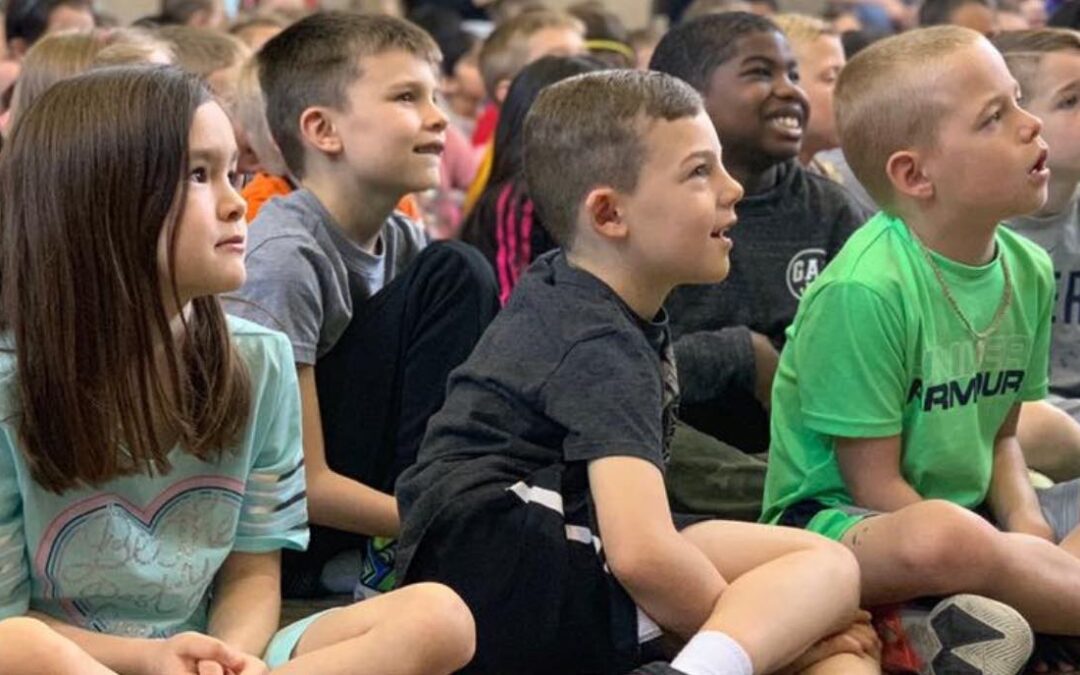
[875,594,1033,675]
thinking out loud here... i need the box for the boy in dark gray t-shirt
[397,70,876,675]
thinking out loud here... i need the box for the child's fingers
[198,661,226,675]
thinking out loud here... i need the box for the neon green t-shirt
[762,212,1054,540]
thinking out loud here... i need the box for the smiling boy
[763,26,1080,673]
[227,12,498,597]
[647,12,870,514]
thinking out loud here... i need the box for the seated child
[996,29,1080,482]
[464,8,586,210]
[227,12,499,597]
[0,65,473,675]
[461,55,602,304]
[231,56,423,225]
[648,12,870,514]
[397,69,878,675]
[763,25,1080,673]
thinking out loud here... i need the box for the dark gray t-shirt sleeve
[542,330,665,468]
[228,236,324,365]
[672,326,755,405]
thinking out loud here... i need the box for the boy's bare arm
[835,435,922,512]
[988,404,1054,540]
[589,456,725,639]
[297,365,399,537]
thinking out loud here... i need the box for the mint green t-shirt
[0,316,309,636]
[762,212,1054,540]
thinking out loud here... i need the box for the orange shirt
[242,173,423,224]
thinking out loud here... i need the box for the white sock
[670,631,753,675]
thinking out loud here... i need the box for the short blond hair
[233,56,288,175]
[10,31,104,125]
[835,25,983,208]
[993,28,1080,102]
[773,13,835,46]
[156,24,250,78]
[93,27,174,67]
[478,9,584,98]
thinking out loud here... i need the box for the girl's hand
[196,653,271,675]
[779,610,882,673]
[143,632,247,675]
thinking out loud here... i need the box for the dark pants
[283,241,499,597]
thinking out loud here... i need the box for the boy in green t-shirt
[763,25,1080,671]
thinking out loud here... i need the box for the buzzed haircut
[478,8,584,99]
[523,69,702,249]
[257,11,440,179]
[918,0,993,26]
[835,25,983,209]
[993,28,1080,102]
[157,25,249,78]
[649,11,780,93]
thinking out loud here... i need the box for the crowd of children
[2,0,1080,673]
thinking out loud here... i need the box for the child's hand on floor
[778,610,881,673]
[144,632,248,675]
[196,653,271,675]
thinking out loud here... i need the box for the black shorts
[402,463,642,675]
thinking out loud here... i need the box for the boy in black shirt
[649,13,869,468]
[396,70,877,675]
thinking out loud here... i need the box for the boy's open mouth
[710,218,736,240]
[1030,148,1049,176]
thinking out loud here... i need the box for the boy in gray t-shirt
[997,30,1080,483]
[226,14,497,597]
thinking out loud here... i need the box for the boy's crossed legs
[677,520,880,674]
[840,497,1080,634]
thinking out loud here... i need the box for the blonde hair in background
[834,25,983,208]
[93,27,175,67]
[233,56,289,176]
[478,9,585,98]
[10,31,104,126]
[773,13,836,46]
[156,24,251,79]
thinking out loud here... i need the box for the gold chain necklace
[912,231,1013,364]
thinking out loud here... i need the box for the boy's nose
[1020,108,1043,141]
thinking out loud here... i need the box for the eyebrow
[974,90,1016,122]
[1049,79,1080,97]
[739,55,779,68]
[681,149,717,165]
[190,147,239,164]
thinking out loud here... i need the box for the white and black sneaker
[887,594,1034,675]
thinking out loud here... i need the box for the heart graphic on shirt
[34,477,243,636]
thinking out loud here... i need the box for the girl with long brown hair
[0,65,474,675]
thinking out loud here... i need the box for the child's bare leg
[274,582,475,675]
[842,499,1080,634]
[0,617,115,675]
[797,653,881,675]
[680,521,863,674]
[1019,400,1080,482]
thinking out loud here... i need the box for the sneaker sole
[908,594,1033,675]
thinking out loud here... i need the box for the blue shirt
[0,316,308,636]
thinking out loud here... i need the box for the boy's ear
[583,187,628,241]
[885,149,935,201]
[493,78,511,106]
[298,107,342,157]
